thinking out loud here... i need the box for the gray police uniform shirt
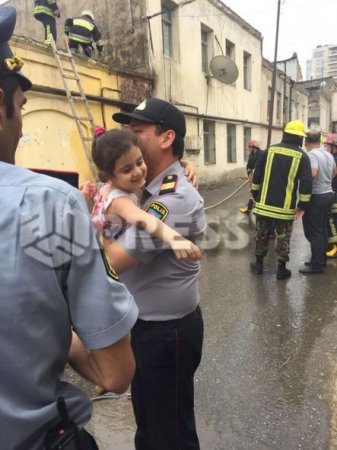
[0,163,138,450]
[308,147,336,194]
[118,161,206,321]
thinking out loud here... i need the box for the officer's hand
[171,237,202,261]
[54,10,60,18]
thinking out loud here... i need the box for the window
[244,127,251,160]
[201,30,208,72]
[162,5,172,56]
[203,120,216,164]
[243,51,252,90]
[283,95,289,122]
[267,87,272,121]
[201,25,212,73]
[226,39,235,60]
[276,92,282,122]
[227,124,236,163]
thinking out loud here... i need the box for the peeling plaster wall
[11,38,152,182]
[10,0,151,77]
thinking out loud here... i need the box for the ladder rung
[82,137,94,141]
[75,116,93,121]
[64,75,79,80]
[55,50,73,58]
[71,97,87,101]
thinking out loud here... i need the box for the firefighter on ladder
[33,0,60,45]
[64,11,103,58]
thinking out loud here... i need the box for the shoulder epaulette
[159,174,178,195]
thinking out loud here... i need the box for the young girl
[82,127,202,261]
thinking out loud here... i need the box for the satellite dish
[209,55,239,84]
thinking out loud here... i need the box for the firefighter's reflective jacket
[33,0,59,17]
[64,16,103,51]
[251,142,312,220]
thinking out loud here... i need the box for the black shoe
[276,261,291,280]
[299,266,323,274]
[276,268,292,280]
[304,261,326,267]
[250,261,263,274]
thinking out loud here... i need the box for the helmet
[248,139,259,148]
[284,120,306,137]
[82,10,94,20]
[324,133,337,145]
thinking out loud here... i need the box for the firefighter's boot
[240,206,249,214]
[276,261,291,280]
[250,256,263,274]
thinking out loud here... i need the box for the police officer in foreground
[33,0,60,45]
[0,7,138,449]
[108,98,206,450]
[250,120,312,280]
[65,10,103,58]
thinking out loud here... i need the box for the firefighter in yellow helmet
[64,10,103,58]
[250,120,312,279]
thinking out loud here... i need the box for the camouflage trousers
[255,216,293,262]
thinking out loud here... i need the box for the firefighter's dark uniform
[64,15,103,58]
[33,0,60,44]
[251,140,312,278]
[241,147,262,213]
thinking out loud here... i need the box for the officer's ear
[160,129,175,150]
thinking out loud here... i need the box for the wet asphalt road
[71,180,337,450]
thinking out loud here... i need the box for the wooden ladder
[49,35,97,180]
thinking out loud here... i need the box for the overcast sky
[222,0,337,78]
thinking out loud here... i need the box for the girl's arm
[180,159,198,189]
[107,196,202,261]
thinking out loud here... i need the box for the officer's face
[0,85,26,164]
[128,121,162,170]
[111,145,147,193]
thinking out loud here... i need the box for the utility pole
[267,0,281,148]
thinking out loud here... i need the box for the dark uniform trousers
[69,40,93,57]
[34,13,56,41]
[302,193,333,269]
[255,217,293,262]
[131,306,204,450]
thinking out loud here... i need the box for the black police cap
[113,98,186,139]
[0,6,32,91]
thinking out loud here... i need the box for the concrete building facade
[297,77,337,138]
[306,45,337,80]
[10,0,308,184]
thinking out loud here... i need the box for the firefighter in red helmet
[239,139,262,215]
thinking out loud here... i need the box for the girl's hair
[92,128,139,180]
